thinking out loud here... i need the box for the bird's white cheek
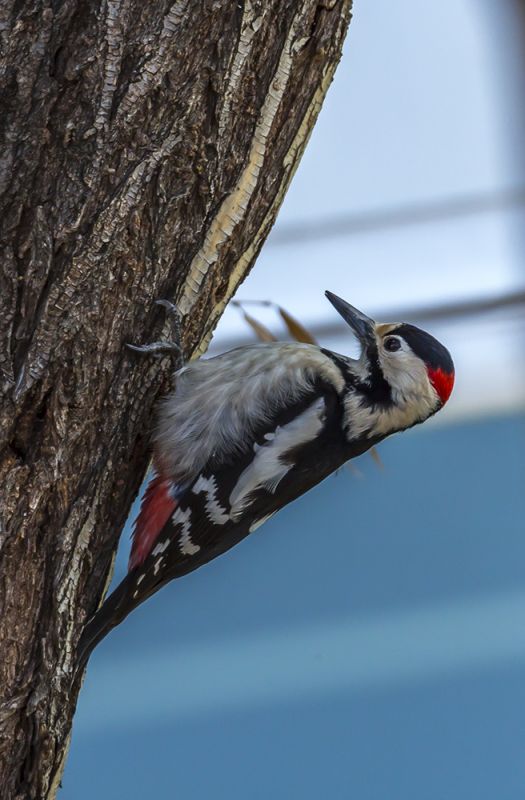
[382,356,428,402]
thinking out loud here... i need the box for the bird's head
[325,291,454,432]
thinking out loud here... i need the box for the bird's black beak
[325,291,376,347]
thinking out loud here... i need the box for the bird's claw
[127,299,185,367]
[126,341,182,358]
[155,299,179,315]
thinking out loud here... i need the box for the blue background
[63,412,525,799]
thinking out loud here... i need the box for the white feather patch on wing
[192,474,230,525]
[151,539,170,556]
[172,506,200,556]
[229,397,326,519]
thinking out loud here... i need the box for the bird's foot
[126,300,185,369]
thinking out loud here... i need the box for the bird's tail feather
[76,575,135,672]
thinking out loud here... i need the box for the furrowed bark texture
[0,1,352,797]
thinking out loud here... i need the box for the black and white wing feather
[77,344,349,666]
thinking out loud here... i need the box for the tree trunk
[0,1,352,797]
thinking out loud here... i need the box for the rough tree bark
[0,1,352,797]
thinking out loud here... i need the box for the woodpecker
[77,291,454,666]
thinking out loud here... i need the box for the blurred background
[64,1,525,797]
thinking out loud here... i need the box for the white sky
[211,0,525,418]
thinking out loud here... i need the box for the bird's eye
[384,336,402,352]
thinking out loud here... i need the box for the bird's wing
[130,343,346,570]
[129,380,346,594]
[152,342,346,484]
[77,379,343,667]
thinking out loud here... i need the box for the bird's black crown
[393,324,454,375]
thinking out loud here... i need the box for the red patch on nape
[427,366,455,405]
[129,475,178,571]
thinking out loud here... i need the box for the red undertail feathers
[129,475,178,571]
